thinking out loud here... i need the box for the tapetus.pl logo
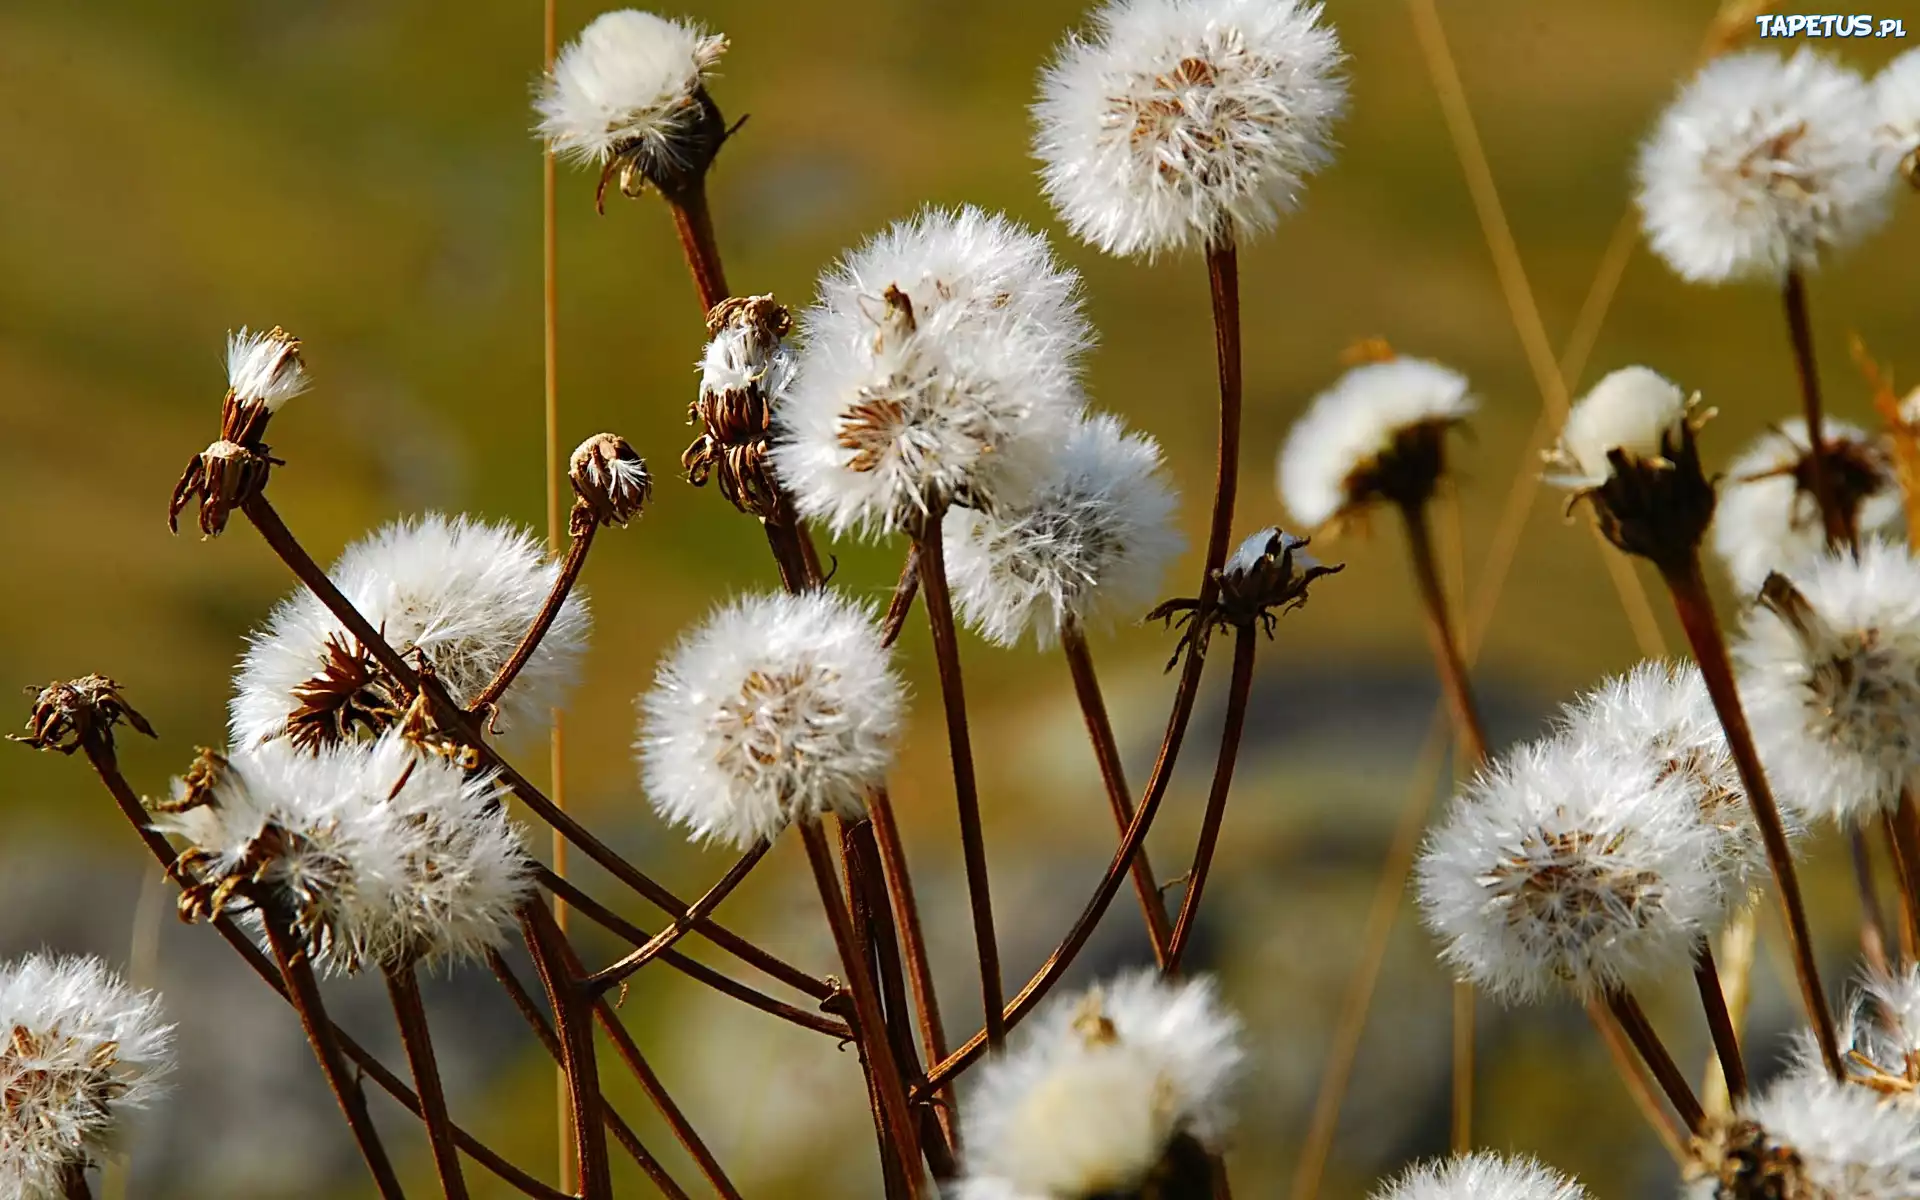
[1754,14,1908,38]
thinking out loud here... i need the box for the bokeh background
[4,0,1919,1196]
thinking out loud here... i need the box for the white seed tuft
[1688,1073,1920,1199]
[535,9,726,167]
[1369,1153,1591,1200]
[1545,366,1692,491]
[225,326,308,411]
[1877,48,1920,172]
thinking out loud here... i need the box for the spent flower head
[1711,417,1902,594]
[1878,47,1920,185]
[637,590,904,850]
[1836,965,1920,1095]
[1546,366,1715,567]
[944,411,1183,648]
[772,206,1091,538]
[1688,1072,1920,1199]
[169,326,307,537]
[1369,1153,1591,1200]
[686,294,796,520]
[570,432,653,529]
[1033,0,1346,259]
[0,955,172,1200]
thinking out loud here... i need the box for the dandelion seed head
[1277,356,1475,529]
[0,955,171,1200]
[772,206,1091,538]
[1834,965,1920,1092]
[944,412,1183,648]
[1033,0,1347,259]
[535,10,727,168]
[1546,366,1692,490]
[1369,1153,1591,1200]
[637,590,903,849]
[1636,49,1891,284]
[225,326,308,411]
[1874,47,1920,175]
[1688,1073,1920,1199]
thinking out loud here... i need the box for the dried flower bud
[169,328,305,537]
[570,432,653,529]
[1148,527,1341,667]
[167,437,280,537]
[12,675,155,755]
[686,296,793,519]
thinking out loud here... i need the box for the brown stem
[520,904,611,1200]
[384,965,469,1200]
[866,787,953,1140]
[1692,943,1749,1102]
[1783,269,1849,547]
[1661,555,1841,1079]
[262,915,407,1200]
[1450,981,1473,1155]
[882,544,922,650]
[471,521,595,717]
[1061,621,1173,962]
[763,510,814,594]
[1888,793,1920,965]
[666,181,729,315]
[913,520,1004,1049]
[1852,828,1895,976]
[1166,632,1258,971]
[61,1164,91,1200]
[584,841,768,996]
[1606,988,1705,1135]
[802,822,926,1195]
[1201,239,1244,613]
[1585,1000,1689,1163]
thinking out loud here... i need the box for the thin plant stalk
[1660,554,1842,1079]
[520,904,612,1200]
[1606,988,1706,1135]
[584,840,770,995]
[1850,830,1895,977]
[866,786,955,1142]
[384,965,471,1200]
[666,179,729,314]
[1692,943,1748,1102]
[62,1165,91,1200]
[913,518,1005,1048]
[1061,620,1173,960]
[1782,268,1849,546]
[471,520,596,717]
[1166,631,1259,971]
[881,545,922,649]
[1889,793,1920,959]
[1585,1000,1689,1163]
[1701,909,1759,1122]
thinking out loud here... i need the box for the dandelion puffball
[230,513,588,748]
[0,955,171,1200]
[1711,418,1902,594]
[1546,366,1693,491]
[1277,356,1474,529]
[772,206,1091,538]
[156,733,533,974]
[956,972,1242,1200]
[1033,0,1347,259]
[1369,1153,1591,1200]
[535,10,727,179]
[1839,966,1920,1091]
[1878,48,1920,177]
[1738,539,1920,826]
[944,412,1183,648]
[1688,1073,1920,1200]
[1636,49,1890,284]
[1416,735,1724,1003]
[637,590,903,849]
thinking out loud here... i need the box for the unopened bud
[570,433,652,529]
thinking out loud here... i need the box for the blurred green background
[3,0,1918,1196]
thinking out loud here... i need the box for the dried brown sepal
[12,675,155,755]
[1083,1131,1216,1200]
[1148,528,1344,669]
[684,295,792,519]
[1332,417,1462,524]
[286,635,407,751]
[591,85,731,214]
[1687,1117,1813,1200]
[398,685,479,772]
[148,747,229,816]
[1902,147,1920,193]
[1572,414,1717,572]
[168,438,281,537]
[570,432,653,529]
[1731,423,1893,546]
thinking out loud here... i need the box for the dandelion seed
[1369,1153,1591,1200]
[637,590,903,849]
[0,955,171,1200]
[157,733,532,974]
[230,513,589,748]
[1737,539,1920,826]
[955,972,1242,1200]
[944,412,1183,648]
[1688,1072,1920,1199]
[1636,49,1891,284]
[771,206,1091,538]
[1032,0,1347,259]
[1277,356,1475,530]
[1416,735,1723,1004]
[1710,417,1902,594]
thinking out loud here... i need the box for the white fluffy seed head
[1546,366,1693,490]
[1369,1153,1591,1200]
[771,206,1092,538]
[943,412,1183,648]
[0,955,171,1199]
[1033,0,1347,259]
[155,734,533,974]
[1738,539,1920,826]
[1711,417,1903,595]
[1877,48,1920,173]
[1557,660,1776,905]
[226,326,308,411]
[1636,49,1891,284]
[956,972,1243,1200]
[1416,735,1724,1004]
[535,10,727,167]
[1837,966,1920,1092]
[1277,356,1475,529]
[230,513,589,748]
[1688,1073,1920,1199]
[637,590,903,850]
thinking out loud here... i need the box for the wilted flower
[230,513,589,748]
[1416,735,1724,1003]
[1369,1153,1590,1200]
[771,206,1091,538]
[1874,47,1920,183]
[1148,526,1340,666]
[686,294,795,520]
[1710,417,1902,593]
[535,9,730,205]
[570,432,653,529]
[0,955,171,1200]
[1546,366,1715,566]
[1738,539,1920,825]
[13,675,154,756]
[156,733,532,974]
[944,412,1183,648]
[1688,1072,1920,1199]
[955,972,1242,1200]
[1277,356,1475,530]
[1636,49,1891,284]
[169,326,308,537]
[637,590,904,849]
[1032,0,1347,259]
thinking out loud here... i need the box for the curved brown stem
[1693,943,1748,1102]
[881,545,922,650]
[1606,987,1706,1135]
[1166,631,1258,971]
[384,965,469,1200]
[1661,555,1841,1079]
[1783,269,1849,547]
[666,180,729,315]
[471,520,595,717]
[583,841,769,996]
[520,904,611,1200]
[1061,621,1172,962]
[865,788,953,1144]
[1586,1000,1690,1163]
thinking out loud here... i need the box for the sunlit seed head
[225,326,308,413]
[1369,1153,1591,1200]
[1687,1073,1920,1200]
[1545,366,1695,491]
[535,9,727,171]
